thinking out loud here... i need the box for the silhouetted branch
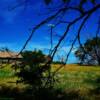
[51,4,100,75]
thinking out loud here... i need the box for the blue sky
[0,0,100,63]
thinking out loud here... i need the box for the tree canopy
[75,37,100,65]
[16,50,46,85]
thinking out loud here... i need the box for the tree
[15,50,56,98]
[16,50,47,85]
[75,37,100,65]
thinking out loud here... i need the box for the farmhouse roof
[0,51,22,58]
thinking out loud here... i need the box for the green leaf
[44,0,52,5]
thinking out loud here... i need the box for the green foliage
[12,50,58,99]
[21,50,45,66]
[13,49,56,97]
[16,50,46,85]
[84,37,100,51]
[75,37,100,65]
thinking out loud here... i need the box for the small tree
[15,50,55,98]
[75,37,100,65]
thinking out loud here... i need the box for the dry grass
[0,64,100,99]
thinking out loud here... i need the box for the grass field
[53,64,100,99]
[54,64,100,89]
[0,64,100,100]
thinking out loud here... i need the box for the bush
[13,50,56,99]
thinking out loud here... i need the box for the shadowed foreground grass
[0,64,100,100]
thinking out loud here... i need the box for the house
[0,51,22,64]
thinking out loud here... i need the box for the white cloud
[59,45,77,54]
